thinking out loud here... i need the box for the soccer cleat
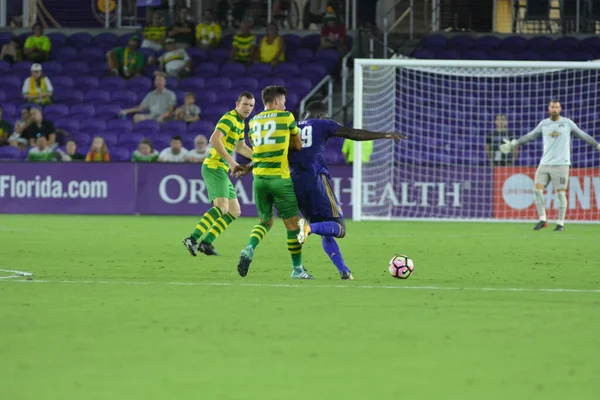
[198,241,220,256]
[554,224,565,232]
[237,246,254,277]
[297,218,311,244]
[340,270,354,280]
[533,220,549,231]
[182,237,197,256]
[291,267,314,280]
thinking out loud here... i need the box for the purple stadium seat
[568,51,594,61]
[165,77,178,90]
[95,104,121,118]
[54,90,84,104]
[150,136,170,151]
[300,63,327,84]
[61,61,90,76]
[203,105,230,121]
[11,61,33,75]
[541,50,568,61]
[209,48,231,64]
[51,75,74,88]
[232,76,259,90]
[258,77,285,88]
[273,62,301,78]
[204,77,232,90]
[100,76,126,91]
[72,132,92,146]
[516,50,540,60]
[579,36,600,51]
[179,77,205,91]
[283,34,301,50]
[0,31,13,44]
[139,47,156,61]
[194,62,220,78]
[447,35,474,49]
[126,76,152,91]
[45,104,70,117]
[79,118,106,133]
[111,90,138,104]
[110,147,131,162]
[78,47,106,60]
[188,120,215,135]
[41,61,63,75]
[414,49,435,59]
[287,78,312,96]
[54,46,78,61]
[0,90,5,102]
[66,32,93,48]
[119,133,145,148]
[421,34,447,49]
[118,33,136,46]
[143,65,159,77]
[0,60,10,74]
[215,89,241,104]
[488,50,514,60]
[84,90,111,103]
[108,119,133,132]
[1,104,16,118]
[160,120,187,134]
[527,36,554,51]
[46,32,67,47]
[0,146,21,160]
[461,50,487,60]
[196,90,217,108]
[220,62,246,77]
[74,76,99,91]
[293,48,314,65]
[101,132,119,147]
[55,118,80,133]
[92,32,119,47]
[132,119,160,134]
[555,36,580,51]
[438,49,460,59]
[473,35,501,50]
[300,34,321,52]
[245,63,272,78]
[186,47,209,62]
[499,36,528,52]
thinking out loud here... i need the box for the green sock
[203,213,235,244]
[191,206,223,241]
[287,229,302,268]
[248,222,270,249]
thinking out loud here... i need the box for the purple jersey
[289,118,341,175]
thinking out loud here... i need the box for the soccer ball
[388,255,414,279]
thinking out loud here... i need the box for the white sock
[557,191,567,226]
[534,189,546,221]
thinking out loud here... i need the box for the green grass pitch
[1,215,599,399]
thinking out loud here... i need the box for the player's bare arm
[209,129,238,169]
[235,140,253,159]
[334,126,406,142]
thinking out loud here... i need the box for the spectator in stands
[0,105,11,146]
[196,8,222,49]
[320,10,347,55]
[142,11,167,52]
[107,35,144,79]
[258,23,285,66]
[341,139,373,164]
[8,107,31,148]
[23,22,51,63]
[169,8,196,48]
[131,138,159,162]
[486,114,517,166]
[159,38,192,79]
[303,0,328,29]
[120,74,176,124]
[22,63,53,105]
[231,18,257,64]
[0,38,22,64]
[86,136,111,162]
[22,108,56,148]
[175,92,201,123]
[58,139,85,161]
[27,134,56,162]
[158,135,188,162]
[185,134,210,163]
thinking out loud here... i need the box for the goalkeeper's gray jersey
[518,117,599,166]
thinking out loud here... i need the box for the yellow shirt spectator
[259,35,285,64]
[24,35,51,53]
[341,139,373,163]
[196,22,222,48]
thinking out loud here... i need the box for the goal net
[352,59,600,223]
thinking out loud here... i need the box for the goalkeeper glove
[499,139,518,154]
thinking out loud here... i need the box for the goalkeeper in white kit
[500,100,600,231]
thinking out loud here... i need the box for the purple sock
[310,221,343,237]
[321,236,349,273]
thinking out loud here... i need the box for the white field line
[1,278,600,294]
[0,269,33,280]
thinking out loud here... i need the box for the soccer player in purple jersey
[235,101,406,279]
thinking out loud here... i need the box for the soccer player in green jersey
[182,92,255,256]
[236,85,312,279]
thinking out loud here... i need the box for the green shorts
[254,176,298,221]
[202,164,237,202]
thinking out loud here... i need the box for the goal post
[352,58,600,223]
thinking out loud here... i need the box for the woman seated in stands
[86,136,111,162]
[258,23,285,66]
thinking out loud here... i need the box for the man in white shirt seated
[22,63,53,105]
[120,74,177,123]
[159,38,192,79]
[159,135,188,162]
[185,134,210,163]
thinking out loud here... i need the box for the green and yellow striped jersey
[203,110,245,171]
[233,33,256,62]
[250,110,299,178]
[144,26,166,41]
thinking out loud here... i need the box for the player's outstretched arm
[499,123,543,154]
[334,126,406,142]
[569,121,600,151]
